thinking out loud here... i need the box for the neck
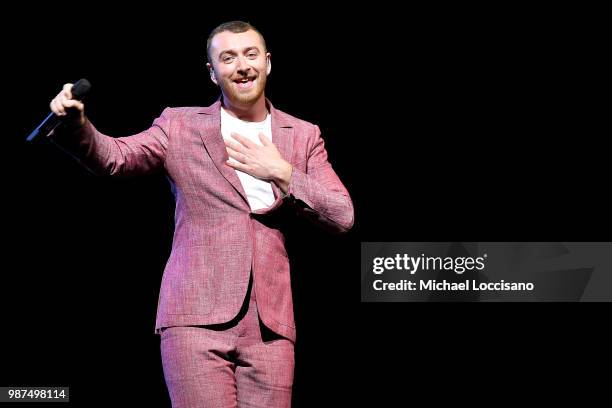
[222,94,268,122]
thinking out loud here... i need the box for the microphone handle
[26,112,60,142]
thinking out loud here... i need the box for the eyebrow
[218,46,261,59]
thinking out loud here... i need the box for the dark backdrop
[2,3,608,407]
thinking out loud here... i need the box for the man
[49,21,353,407]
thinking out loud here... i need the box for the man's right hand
[50,83,86,127]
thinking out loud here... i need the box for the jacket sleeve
[286,124,354,234]
[49,108,172,177]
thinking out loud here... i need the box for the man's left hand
[225,132,293,194]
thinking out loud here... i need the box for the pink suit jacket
[53,99,354,342]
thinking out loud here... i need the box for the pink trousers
[160,279,294,407]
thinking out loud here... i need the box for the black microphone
[26,78,92,142]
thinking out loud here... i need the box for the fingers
[224,137,247,154]
[226,146,247,163]
[230,132,258,149]
[225,158,247,173]
[62,83,73,99]
[258,132,272,146]
[50,97,62,115]
[49,83,85,117]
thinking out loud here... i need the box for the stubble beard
[222,74,267,106]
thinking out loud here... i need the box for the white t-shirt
[220,107,275,211]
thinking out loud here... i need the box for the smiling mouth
[233,77,256,89]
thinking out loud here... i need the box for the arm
[48,83,169,177]
[284,125,354,234]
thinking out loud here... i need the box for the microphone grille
[71,78,92,100]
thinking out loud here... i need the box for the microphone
[26,78,92,142]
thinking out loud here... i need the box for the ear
[206,62,218,86]
[266,52,272,76]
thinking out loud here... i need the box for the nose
[236,55,251,75]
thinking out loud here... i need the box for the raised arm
[48,83,169,177]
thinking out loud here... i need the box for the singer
[47,21,353,408]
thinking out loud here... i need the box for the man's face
[207,30,271,106]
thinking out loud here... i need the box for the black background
[2,3,608,406]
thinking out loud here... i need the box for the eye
[222,55,235,63]
[247,52,258,59]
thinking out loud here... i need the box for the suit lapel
[196,101,249,205]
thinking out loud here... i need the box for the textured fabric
[160,277,294,408]
[220,107,275,211]
[51,99,354,342]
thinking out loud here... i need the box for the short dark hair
[206,21,267,63]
